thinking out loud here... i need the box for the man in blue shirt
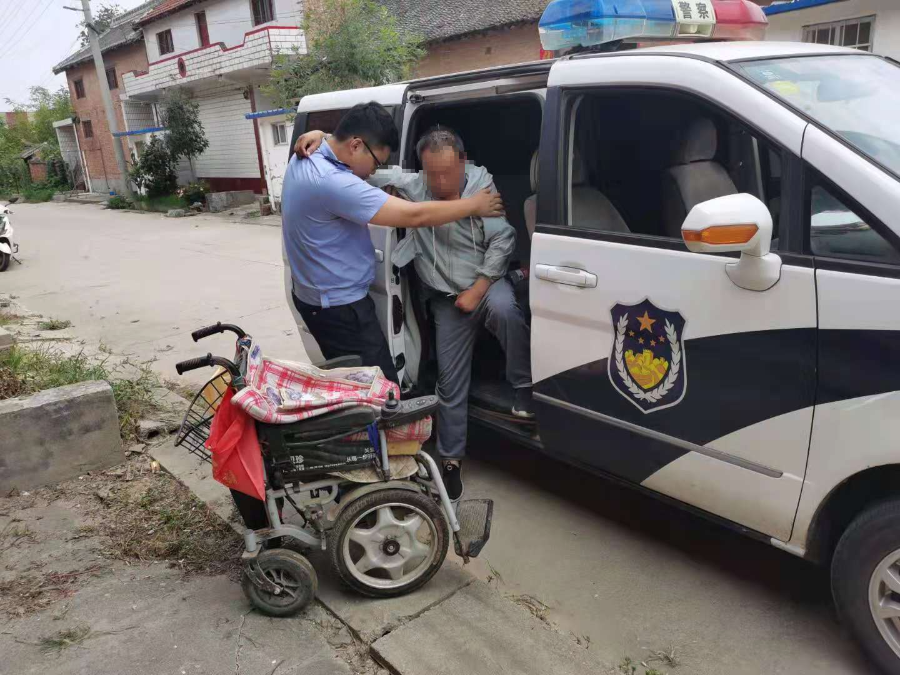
[282,102,504,383]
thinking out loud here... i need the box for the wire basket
[174,369,232,463]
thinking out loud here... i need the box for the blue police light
[538,0,679,51]
[538,0,766,52]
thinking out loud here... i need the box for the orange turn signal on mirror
[683,224,758,245]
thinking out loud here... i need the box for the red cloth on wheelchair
[206,387,265,501]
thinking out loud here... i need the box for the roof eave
[136,0,205,26]
[52,33,143,74]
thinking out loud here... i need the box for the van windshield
[736,54,900,178]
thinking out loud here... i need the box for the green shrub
[107,195,132,210]
[132,194,187,212]
[129,136,177,198]
[22,187,55,202]
[177,180,209,205]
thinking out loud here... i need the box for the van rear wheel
[832,499,900,674]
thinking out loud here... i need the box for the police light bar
[538,0,768,52]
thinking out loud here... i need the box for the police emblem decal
[608,299,687,414]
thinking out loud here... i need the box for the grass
[102,475,242,575]
[0,345,161,442]
[23,188,56,203]
[37,318,72,331]
[132,194,188,212]
[38,624,93,653]
[0,311,24,327]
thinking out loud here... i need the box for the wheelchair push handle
[175,353,241,380]
[191,322,247,342]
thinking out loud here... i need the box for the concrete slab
[0,381,122,493]
[0,326,14,349]
[208,190,257,213]
[1,566,353,675]
[372,581,610,675]
[309,550,475,643]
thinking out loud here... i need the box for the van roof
[294,42,865,113]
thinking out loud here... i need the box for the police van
[283,1,900,670]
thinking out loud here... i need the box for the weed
[37,318,72,331]
[102,474,241,575]
[0,346,162,443]
[132,194,187,212]
[618,657,638,675]
[510,594,550,623]
[164,378,196,401]
[485,558,504,585]
[39,624,93,653]
[648,645,680,668]
[0,312,24,326]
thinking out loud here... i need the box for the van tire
[832,499,900,675]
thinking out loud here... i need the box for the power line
[0,0,56,63]
[0,0,29,43]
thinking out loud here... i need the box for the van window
[809,180,900,264]
[305,109,352,134]
[567,90,784,246]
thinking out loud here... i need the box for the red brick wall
[28,162,48,182]
[64,42,150,190]
[415,23,544,78]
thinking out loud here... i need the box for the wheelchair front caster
[241,548,318,617]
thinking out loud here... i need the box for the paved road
[4,202,873,674]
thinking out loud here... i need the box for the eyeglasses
[359,138,385,170]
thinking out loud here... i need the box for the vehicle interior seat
[662,117,738,238]
[524,149,629,238]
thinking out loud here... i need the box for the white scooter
[0,204,18,272]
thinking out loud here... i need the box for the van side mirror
[681,193,781,291]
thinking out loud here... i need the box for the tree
[264,0,424,111]
[79,3,123,47]
[130,136,177,197]
[159,89,209,179]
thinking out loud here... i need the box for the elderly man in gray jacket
[295,126,532,500]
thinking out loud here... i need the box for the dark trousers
[293,294,399,384]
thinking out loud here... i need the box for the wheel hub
[869,548,900,660]
[382,539,401,556]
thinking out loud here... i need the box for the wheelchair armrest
[379,395,439,428]
[314,355,362,370]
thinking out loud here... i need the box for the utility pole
[70,0,133,198]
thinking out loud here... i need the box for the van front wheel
[832,499,900,674]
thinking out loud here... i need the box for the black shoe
[442,460,464,502]
[512,387,535,419]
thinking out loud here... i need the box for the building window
[251,0,275,26]
[802,16,875,51]
[272,123,288,145]
[82,120,94,139]
[73,79,85,99]
[196,11,210,47]
[106,67,117,90]
[157,29,174,56]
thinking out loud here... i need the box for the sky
[0,0,150,107]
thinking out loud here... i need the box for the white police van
[284,1,900,670]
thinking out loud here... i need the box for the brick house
[52,1,163,194]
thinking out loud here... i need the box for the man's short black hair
[333,102,400,152]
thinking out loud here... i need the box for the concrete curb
[0,380,123,493]
[0,326,14,350]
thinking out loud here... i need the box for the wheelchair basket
[174,370,231,463]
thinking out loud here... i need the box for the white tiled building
[765,0,900,60]
[122,0,306,193]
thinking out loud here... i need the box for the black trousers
[293,294,399,384]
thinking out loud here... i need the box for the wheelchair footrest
[452,499,494,560]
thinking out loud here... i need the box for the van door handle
[375,249,384,263]
[535,264,597,288]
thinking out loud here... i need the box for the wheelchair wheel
[241,549,317,617]
[330,488,448,599]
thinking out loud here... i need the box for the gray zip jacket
[367,163,516,295]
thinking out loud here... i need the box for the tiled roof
[52,0,164,73]
[377,0,550,42]
[136,0,205,25]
